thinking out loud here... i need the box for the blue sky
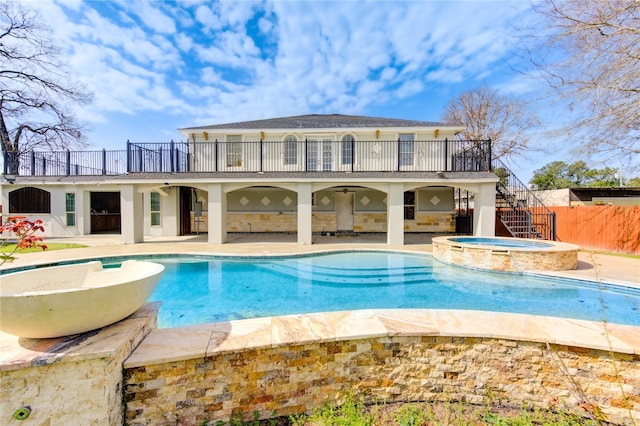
[24,0,557,181]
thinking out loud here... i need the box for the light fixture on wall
[203,132,209,141]
[375,129,380,139]
[434,129,439,138]
[260,131,265,140]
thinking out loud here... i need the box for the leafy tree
[527,0,639,166]
[626,177,640,187]
[442,86,539,160]
[530,161,574,190]
[0,1,92,171]
[530,160,635,189]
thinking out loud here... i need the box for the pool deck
[1,234,639,372]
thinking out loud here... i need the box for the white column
[473,182,496,237]
[77,190,88,235]
[120,184,144,244]
[387,183,405,246]
[297,182,312,245]
[207,183,227,244]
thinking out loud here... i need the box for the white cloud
[195,4,222,30]
[126,1,177,34]
[175,33,194,52]
[15,0,541,147]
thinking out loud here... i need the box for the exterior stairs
[492,158,556,240]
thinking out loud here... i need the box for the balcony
[3,139,491,177]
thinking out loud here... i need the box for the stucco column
[207,183,227,244]
[473,182,496,237]
[387,183,404,246]
[120,184,144,244]
[297,182,312,245]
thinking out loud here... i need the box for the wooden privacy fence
[549,206,640,255]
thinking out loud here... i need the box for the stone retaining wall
[124,335,640,425]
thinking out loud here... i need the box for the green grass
[1,242,87,262]
[287,397,598,426]
[1,242,86,253]
[204,394,598,425]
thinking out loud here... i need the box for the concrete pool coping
[1,234,639,369]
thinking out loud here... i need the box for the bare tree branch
[0,1,92,160]
[442,86,539,160]
[526,0,640,168]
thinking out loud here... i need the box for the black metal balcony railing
[3,139,491,177]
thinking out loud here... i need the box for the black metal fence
[3,139,492,176]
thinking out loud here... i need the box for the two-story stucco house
[1,114,498,245]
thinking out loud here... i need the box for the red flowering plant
[0,216,47,265]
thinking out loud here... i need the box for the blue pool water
[448,237,555,248]
[112,251,640,328]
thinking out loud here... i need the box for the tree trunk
[0,107,19,174]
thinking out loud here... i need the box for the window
[398,133,415,167]
[341,135,354,165]
[283,135,297,165]
[404,190,415,220]
[226,135,242,167]
[65,193,75,226]
[150,192,161,226]
[8,187,51,213]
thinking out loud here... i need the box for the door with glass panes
[306,138,333,171]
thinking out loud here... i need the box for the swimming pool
[108,251,640,328]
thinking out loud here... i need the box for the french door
[306,138,333,171]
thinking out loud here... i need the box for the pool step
[256,262,432,286]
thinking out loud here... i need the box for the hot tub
[0,260,164,338]
[432,236,579,272]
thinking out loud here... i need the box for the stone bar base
[0,302,160,426]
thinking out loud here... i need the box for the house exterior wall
[143,187,179,237]
[183,186,456,234]
[186,128,460,173]
[0,181,487,241]
[0,120,498,243]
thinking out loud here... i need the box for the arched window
[341,134,354,165]
[283,135,298,165]
[9,187,51,213]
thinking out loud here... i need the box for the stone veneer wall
[405,212,455,233]
[224,212,455,233]
[0,304,159,426]
[432,238,579,272]
[227,212,297,232]
[312,212,337,232]
[353,212,386,232]
[124,336,639,425]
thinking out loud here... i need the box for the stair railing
[492,158,556,240]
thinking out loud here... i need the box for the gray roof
[179,114,460,131]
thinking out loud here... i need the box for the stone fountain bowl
[0,260,164,338]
